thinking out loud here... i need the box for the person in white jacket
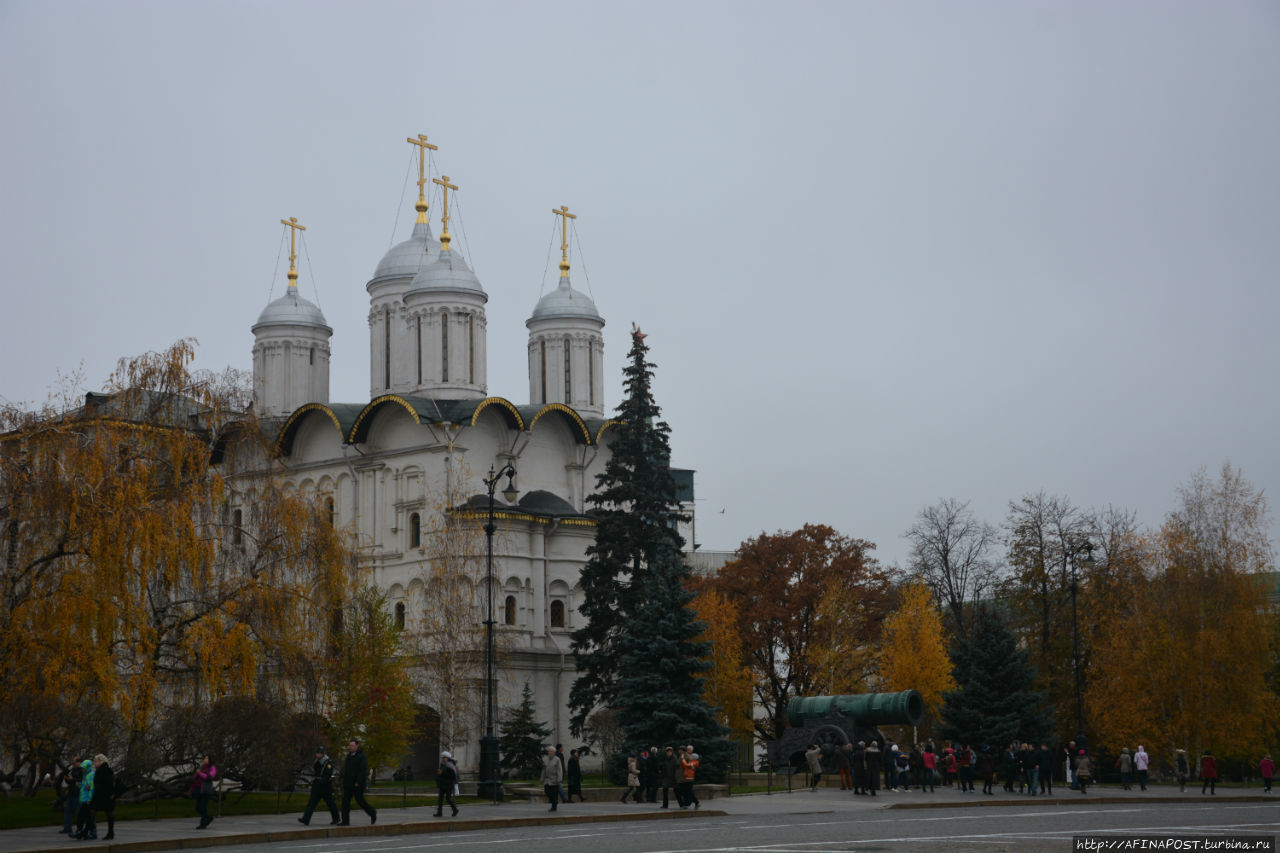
[1134,745,1150,791]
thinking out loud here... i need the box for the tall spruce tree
[939,605,1054,749]
[614,536,732,778]
[569,328,729,777]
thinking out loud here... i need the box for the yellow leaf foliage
[877,580,956,728]
[1085,527,1274,761]
[690,588,754,740]
[1,341,359,757]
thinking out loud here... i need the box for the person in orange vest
[679,745,700,809]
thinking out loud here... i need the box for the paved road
[4,788,1275,853]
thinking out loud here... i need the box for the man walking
[541,747,563,812]
[298,746,339,826]
[339,740,377,825]
[661,745,681,808]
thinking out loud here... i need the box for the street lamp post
[478,463,517,802]
[1068,540,1095,753]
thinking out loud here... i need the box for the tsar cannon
[765,690,924,772]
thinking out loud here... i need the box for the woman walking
[621,754,640,803]
[91,754,116,840]
[1075,750,1091,795]
[192,755,217,829]
[1200,751,1218,795]
[433,751,458,817]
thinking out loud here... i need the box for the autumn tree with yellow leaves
[1085,465,1277,764]
[689,587,754,743]
[876,580,955,738]
[0,342,408,792]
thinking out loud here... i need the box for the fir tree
[614,536,732,779]
[498,683,552,779]
[939,605,1054,749]
[569,328,729,778]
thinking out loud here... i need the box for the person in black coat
[339,740,377,825]
[661,745,682,808]
[566,749,584,802]
[864,743,881,796]
[1002,744,1018,792]
[298,747,339,826]
[434,751,458,817]
[976,746,996,795]
[1037,744,1055,794]
[90,755,116,841]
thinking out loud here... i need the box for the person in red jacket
[1200,751,1218,795]
[1259,754,1274,793]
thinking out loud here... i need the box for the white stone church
[242,140,689,777]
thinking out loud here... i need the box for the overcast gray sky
[2,0,1277,568]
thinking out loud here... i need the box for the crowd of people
[46,735,1272,841]
[798,739,1276,798]
[58,753,116,840]
[543,743,705,811]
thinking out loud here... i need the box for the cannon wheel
[814,723,852,758]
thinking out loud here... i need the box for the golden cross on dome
[432,174,458,250]
[280,216,306,290]
[406,134,438,224]
[552,205,577,277]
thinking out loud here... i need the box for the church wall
[290,412,346,465]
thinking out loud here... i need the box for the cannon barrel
[786,690,924,729]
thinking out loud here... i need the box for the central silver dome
[371,221,440,283]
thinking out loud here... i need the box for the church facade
[244,140,629,776]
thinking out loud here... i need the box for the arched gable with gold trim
[276,403,362,458]
[528,403,591,445]
[470,396,524,432]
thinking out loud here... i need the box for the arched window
[233,508,243,547]
[325,496,335,527]
[588,341,595,406]
[504,595,516,626]
[468,314,476,384]
[563,336,572,401]
[395,601,406,631]
[384,312,391,389]
[441,311,449,381]
[550,599,565,628]
[309,346,315,366]
[409,512,421,548]
[416,315,422,384]
[539,340,547,404]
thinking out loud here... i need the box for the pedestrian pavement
[2,785,1271,853]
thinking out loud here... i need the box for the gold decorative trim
[349,395,421,443]
[529,403,592,444]
[471,397,525,431]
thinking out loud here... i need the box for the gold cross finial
[406,134,439,223]
[552,205,577,278]
[433,174,459,250]
[280,217,306,290]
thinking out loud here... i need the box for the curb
[24,809,728,853]
[885,795,1273,810]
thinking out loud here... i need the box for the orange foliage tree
[0,342,362,791]
[701,524,892,742]
[689,587,754,743]
[876,580,955,737]
[1085,465,1277,764]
